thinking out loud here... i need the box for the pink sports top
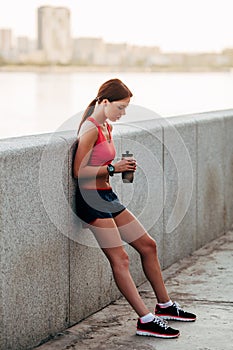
[87,117,116,166]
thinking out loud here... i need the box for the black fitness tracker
[107,164,115,176]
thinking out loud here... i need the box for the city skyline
[0,0,232,53]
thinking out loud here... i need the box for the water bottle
[122,151,134,183]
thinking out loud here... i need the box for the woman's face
[104,97,131,122]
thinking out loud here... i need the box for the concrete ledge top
[0,131,76,155]
[168,108,233,122]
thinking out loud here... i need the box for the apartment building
[37,6,72,64]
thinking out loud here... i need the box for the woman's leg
[88,217,150,317]
[113,209,170,303]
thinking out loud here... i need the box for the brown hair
[78,78,133,133]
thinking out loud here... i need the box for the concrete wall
[0,109,233,349]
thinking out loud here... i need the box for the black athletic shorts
[75,186,126,225]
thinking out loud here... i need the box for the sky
[0,0,232,53]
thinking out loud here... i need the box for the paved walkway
[36,230,233,350]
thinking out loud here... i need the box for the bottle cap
[122,150,133,157]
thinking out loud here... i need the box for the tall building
[0,29,12,52]
[37,6,72,64]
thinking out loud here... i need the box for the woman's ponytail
[77,98,97,134]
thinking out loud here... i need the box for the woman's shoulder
[78,120,98,139]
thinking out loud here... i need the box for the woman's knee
[108,249,129,271]
[140,236,158,256]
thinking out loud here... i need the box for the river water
[0,71,233,139]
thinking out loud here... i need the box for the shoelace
[153,316,169,329]
[173,301,183,316]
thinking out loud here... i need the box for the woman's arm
[73,126,109,179]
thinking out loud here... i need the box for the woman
[73,78,196,339]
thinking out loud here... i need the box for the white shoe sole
[158,315,196,322]
[136,330,180,338]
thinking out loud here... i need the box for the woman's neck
[91,105,107,125]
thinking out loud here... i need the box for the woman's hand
[113,158,137,173]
